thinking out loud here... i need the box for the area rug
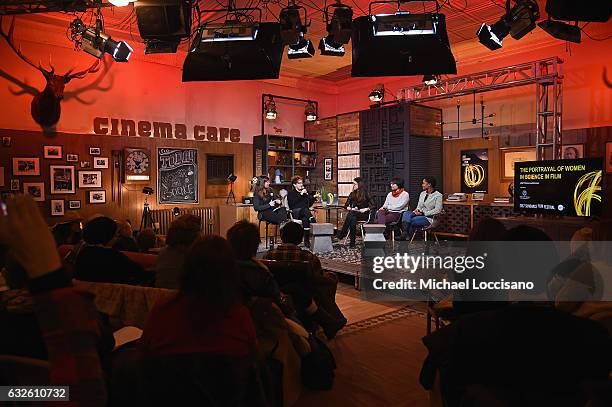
[295,307,430,407]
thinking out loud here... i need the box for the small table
[312,205,344,229]
[310,223,334,253]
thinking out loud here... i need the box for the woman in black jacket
[287,176,320,248]
[252,175,287,225]
[337,177,372,247]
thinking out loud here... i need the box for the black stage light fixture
[279,5,304,46]
[351,1,456,77]
[134,0,192,53]
[320,2,353,57]
[545,0,611,23]
[506,0,540,40]
[368,84,384,102]
[144,39,180,54]
[318,37,345,56]
[288,33,315,59]
[423,74,440,85]
[183,22,284,81]
[538,19,581,43]
[477,19,510,50]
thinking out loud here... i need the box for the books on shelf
[338,169,360,183]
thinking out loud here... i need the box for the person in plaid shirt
[0,195,107,407]
[263,221,346,335]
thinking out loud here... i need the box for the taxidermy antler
[0,17,101,129]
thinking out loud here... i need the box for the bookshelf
[337,138,360,198]
[253,135,318,189]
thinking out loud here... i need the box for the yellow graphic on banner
[573,170,602,216]
[464,164,485,188]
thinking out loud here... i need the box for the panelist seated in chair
[252,175,287,225]
[399,177,443,240]
[375,177,410,234]
[337,177,373,247]
[287,176,320,248]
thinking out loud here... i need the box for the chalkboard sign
[157,148,198,204]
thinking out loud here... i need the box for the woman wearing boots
[287,176,320,248]
[253,175,288,225]
[337,177,372,247]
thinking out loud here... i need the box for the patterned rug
[338,305,426,337]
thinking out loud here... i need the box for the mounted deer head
[0,17,101,129]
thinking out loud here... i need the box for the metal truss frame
[0,1,106,16]
[398,57,564,159]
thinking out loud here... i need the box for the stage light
[305,102,317,121]
[372,12,436,36]
[506,0,539,40]
[287,33,315,59]
[477,20,510,50]
[369,84,384,102]
[477,1,539,50]
[423,74,440,86]
[144,39,180,54]
[108,0,133,6]
[135,1,191,55]
[265,97,277,120]
[538,19,581,43]
[279,5,304,46]
[318,37,345,56]
[200,22,258,42]
[351,10,456,77]
[320,3,352,56]
[71,18,132,62]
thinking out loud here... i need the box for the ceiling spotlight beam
[260,93,319,135]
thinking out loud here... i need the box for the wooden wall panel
[337,112,359,142]
[304,117,337,194]
[410,104,442,137]
[0,129,253,231]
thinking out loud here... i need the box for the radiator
[151,207,216,236]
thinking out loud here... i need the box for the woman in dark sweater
[337,177,372,247]
[287,176,320,248]
[252,176,287,225]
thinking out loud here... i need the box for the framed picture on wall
[88,190,106,204]
[561,144,584,160]
[606,142,612,174]
[12,157,40,176]
[500,147,536,181]
[68,200,81,209]
[93,157,109,169]
[2,137,11,147]
[50,199,64,216]
[50,165,75,194]
[10,179,19,191]
[78,171,102,188]
[89,147,101,156]
[157,148,198,204]
[43,145,62,159]
[80,161,91,168]
[67,154,79,162]
[23,182,45,201]
[324,158,333,181]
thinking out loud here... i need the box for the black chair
[387,210,408,242]
[258,219,279,249]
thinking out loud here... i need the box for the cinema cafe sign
[92,117,241,143]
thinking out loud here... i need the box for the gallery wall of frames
[0,129,253,228]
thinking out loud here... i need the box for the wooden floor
[335,282,411,324]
